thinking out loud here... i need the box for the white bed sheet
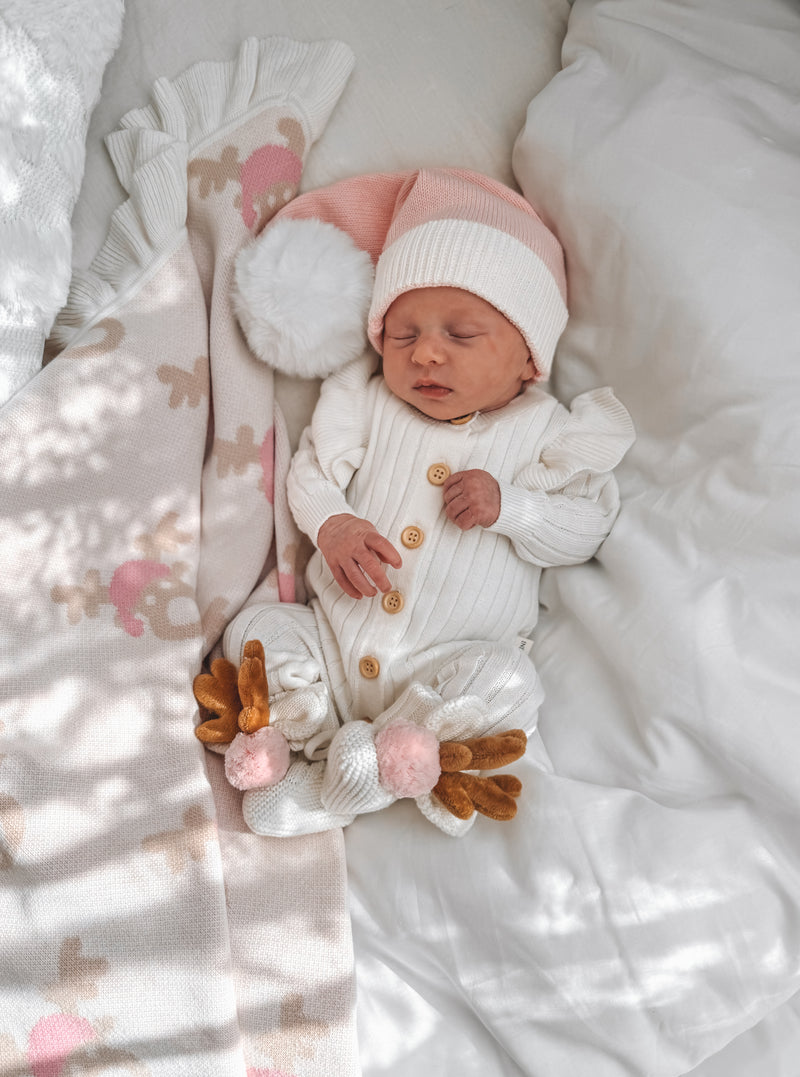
[345,1,800,1075]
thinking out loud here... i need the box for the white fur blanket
[0,35,360,1076]
[0,0,124,407]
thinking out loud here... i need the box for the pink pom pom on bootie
[224,727,291,791]
[375,719,441,798]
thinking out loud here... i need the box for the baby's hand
[443,470,501,530]
[317,514,402,599]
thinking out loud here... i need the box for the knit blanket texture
[0,36,359,1077]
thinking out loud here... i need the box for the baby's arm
[442,388,635,563]
[317,514,402,599]
[489,476,622,567]
[288,354,402,598]
[441,466,617,565]
[486,388,634,567]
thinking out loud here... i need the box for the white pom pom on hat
[233,216,375,380]
[232,168,568,382]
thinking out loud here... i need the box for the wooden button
[427,463,450,485]
[401,526,424,549]
[381,590,404,614]
[358,655,380,679]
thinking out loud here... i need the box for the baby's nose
[411,333,446,364]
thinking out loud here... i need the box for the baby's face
[381,287,535,421]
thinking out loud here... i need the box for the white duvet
[346,1,800,1075]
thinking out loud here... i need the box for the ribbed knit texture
[321,721,396,815]
[244,759,356,836]
[288,358,635,724]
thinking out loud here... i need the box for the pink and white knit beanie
[233,167,567,382]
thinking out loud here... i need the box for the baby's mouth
[414,380,452,399]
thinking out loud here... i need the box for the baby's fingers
[337,545,395,598]
[356,546,395,595]
[367,533,403,571]
[331,562,368,600]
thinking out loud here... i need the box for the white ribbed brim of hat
[367,218,568,380]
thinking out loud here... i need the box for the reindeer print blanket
[0,38,360,1077]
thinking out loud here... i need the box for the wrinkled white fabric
[344,0,800,1074]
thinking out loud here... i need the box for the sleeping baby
[212,168,634,837]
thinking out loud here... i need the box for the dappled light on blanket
[0,37,359,1076]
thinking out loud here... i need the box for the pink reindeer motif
[238,142,303,229]
[27,1014,97,1077]
[6,938,150,1077]
[108,560,172,638]
[187,116,306,232]
[51,513,227,643]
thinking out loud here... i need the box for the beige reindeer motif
[187,144,241,198]
[212,423,276,504]
[44,937,109,1012]
[0,937,151,1075]
[213,424,261,478]
[51,569,108,625]
[141,804,216,875]
[157,355,210,409]
[258,991,332,1072]
[67,317,126,360]
[187,115,307,231]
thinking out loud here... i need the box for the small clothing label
[515,635,534,655]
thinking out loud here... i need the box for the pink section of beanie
[382,168,566,299]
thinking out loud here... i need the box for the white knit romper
[224,353,635,754]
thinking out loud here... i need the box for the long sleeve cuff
[287,475,354,545]
[489,479,618,567]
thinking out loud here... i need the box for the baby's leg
[223,601,339,750]
[321,642,547,836]
[222,602,353,835]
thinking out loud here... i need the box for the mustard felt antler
[432,729,527,821]
[193,639,271,743]
[193,657,241,744]
[237,639,271,734]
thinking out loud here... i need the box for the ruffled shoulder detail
[51,36,354,353]
[525,387,635,491]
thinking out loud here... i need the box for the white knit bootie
[242,758,355,837]
[320,720,396,817]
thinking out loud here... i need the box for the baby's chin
[407,393,471,421]
[398,386,521,421]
